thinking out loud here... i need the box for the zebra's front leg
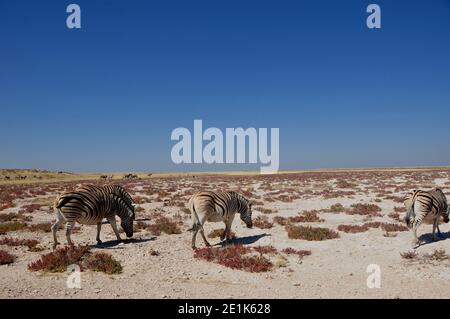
[224,219,233,244]
[65,221,75,247]
[437,224,443,237]
[107,216,123,242]
[96,222,103,245]
[432,218,440,241]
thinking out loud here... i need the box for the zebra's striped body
[404,188,449,248]
[187,191,253,249]
[51,185,135,249]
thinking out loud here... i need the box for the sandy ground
[1,169,450,299]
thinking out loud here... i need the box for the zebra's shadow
[93,236,156,249]
[417,231,450,247]
[216,233,270,247]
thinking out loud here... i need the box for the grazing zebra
[187,191,253,249]
[74,184,135,242]
[52,186,135,249]
[76,184,135,213]
[404,188,449,248]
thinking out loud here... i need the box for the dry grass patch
[0,222,28,234]
[347,203,382,216]
[146,216,182,235]
[286,225,339,241]
[84,252,123,274]
[253,216,273,229]
[337,224,370,233]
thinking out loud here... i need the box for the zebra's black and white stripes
[404,188,449,248]
[187,191,253,249]
[51,184,135,249]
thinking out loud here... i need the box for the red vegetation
[194,245,272,273]
[28,245,90,272]
[0,250,16,265]
[0,237,39,249]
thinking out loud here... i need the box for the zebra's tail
[404,199,415,228]
[186,197,202,232]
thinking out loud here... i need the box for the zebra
[404,188,449,248]
[74,184,135,240]
[187,191,253,249]
[76,184,135,214]
[51,186,135,249]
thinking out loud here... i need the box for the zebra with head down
[187,191,253,249]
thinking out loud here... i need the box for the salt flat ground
[1,169,450,299]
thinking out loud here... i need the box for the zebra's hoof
[192,246,196,250]
[97,240,103,245]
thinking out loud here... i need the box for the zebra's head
[121,205,135,238]
[240,202,253,228]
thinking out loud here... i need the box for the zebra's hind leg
[191,227,199,250]
[96,222,102,245]
[65,221,75,247]
[51,209,64,250]
[223,219,233,245]
[107,216,123,243]
[411,223,421,248]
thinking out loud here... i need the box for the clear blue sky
[1,0,449,172]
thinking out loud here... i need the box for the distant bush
[286,225,339,241]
